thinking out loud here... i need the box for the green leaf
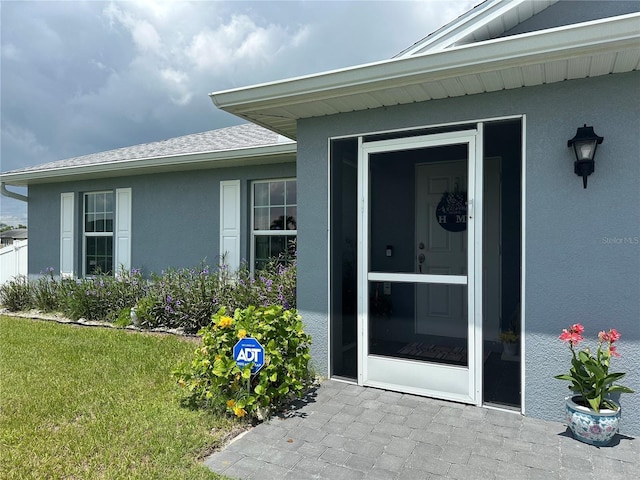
[607,385,635,394]
[277,384,289,395]
[587,396,601,412]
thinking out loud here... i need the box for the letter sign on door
[233,338,265,374]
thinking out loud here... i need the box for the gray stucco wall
[501,0,640,37]
[28,161,295,276]
[296,71,639,434]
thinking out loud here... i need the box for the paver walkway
[205,380,638,479]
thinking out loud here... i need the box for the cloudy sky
[0,0,477,226]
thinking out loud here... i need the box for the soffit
[210,14,640,140]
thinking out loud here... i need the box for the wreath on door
[435,188,467,232]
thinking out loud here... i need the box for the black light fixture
[567,124,603,189]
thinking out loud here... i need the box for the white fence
[0,240,28,285]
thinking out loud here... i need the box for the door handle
[418,253,425,273]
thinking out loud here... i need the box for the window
[60,189,131,277]
[251,179,297,270]
[83,191,114,275]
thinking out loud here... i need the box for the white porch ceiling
[210,13,640,140]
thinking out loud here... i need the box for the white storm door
[358,130,481,404]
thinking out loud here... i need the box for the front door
[358,130,481,404]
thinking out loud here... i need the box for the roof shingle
[5,123,291,175]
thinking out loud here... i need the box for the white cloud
[1,0,485,182]
[160,68,192,106]
[104,3,162,53]
[186,14,309,72]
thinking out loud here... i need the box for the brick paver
[204,380,638,479]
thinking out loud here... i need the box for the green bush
[133,256,297,334]
[60,269,146,322]
[173,305,311,420]
[0,276,33,311]
[2,255,296,334]
[32,267,60,312]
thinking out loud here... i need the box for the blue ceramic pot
[565,396,620,446]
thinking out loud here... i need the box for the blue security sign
[233,337,265,374]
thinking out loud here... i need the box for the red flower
[598,330,609,343]
[608,329,621,342]
[559,329,583,345]
[609,345,620,357]
[571,323,585,334]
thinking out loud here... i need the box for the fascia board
[0,143,297,186]
[397,0,535,57]
[211,13,640,114]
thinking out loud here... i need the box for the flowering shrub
[132,256,296,333]
[173,305,312,420]
[0,255,296,334]
[32,267,60,311]
[0,275,32,311]
[555,323,634,412]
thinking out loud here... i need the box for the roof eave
[209,13,640,137]
[0,142,296,186]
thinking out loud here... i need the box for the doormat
[397,343,467,363]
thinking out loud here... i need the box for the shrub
[32,267,60,312]
[61,269,147,322]
[133,256,297,334]
[5,254,296,333]
[173,305,311,420]
[138,263,219,332]
[0,276,33,311]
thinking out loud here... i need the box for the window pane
[270,236,286,255]
[96,213,105,233]
[254,207,269,230]
[85,194,94,214]
[96,193,106,212]
[85,214,95,233]
[255,235,269,259]
[270,182,285,206]
[86,236,113,275]
[85,192,114,233]
[286,180,297,205]
[254,235,296,270]
[285,207,297,231]
[270,207,285,230]
[254,183,269,206]
[105,192,114,213]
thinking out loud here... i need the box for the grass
[0,315,237,479]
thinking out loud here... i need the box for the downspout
[1,182,28,202]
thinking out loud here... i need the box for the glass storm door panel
[359,131,479,404]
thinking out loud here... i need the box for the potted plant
[555,324,634,446]
[499,329,519,357]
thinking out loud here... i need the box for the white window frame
[82,190,115,276]
[250,178,297,272]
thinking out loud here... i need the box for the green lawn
[0,316,236,479]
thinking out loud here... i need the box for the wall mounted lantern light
[567,124,603,189]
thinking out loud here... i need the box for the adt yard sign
[233,338,265,374]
